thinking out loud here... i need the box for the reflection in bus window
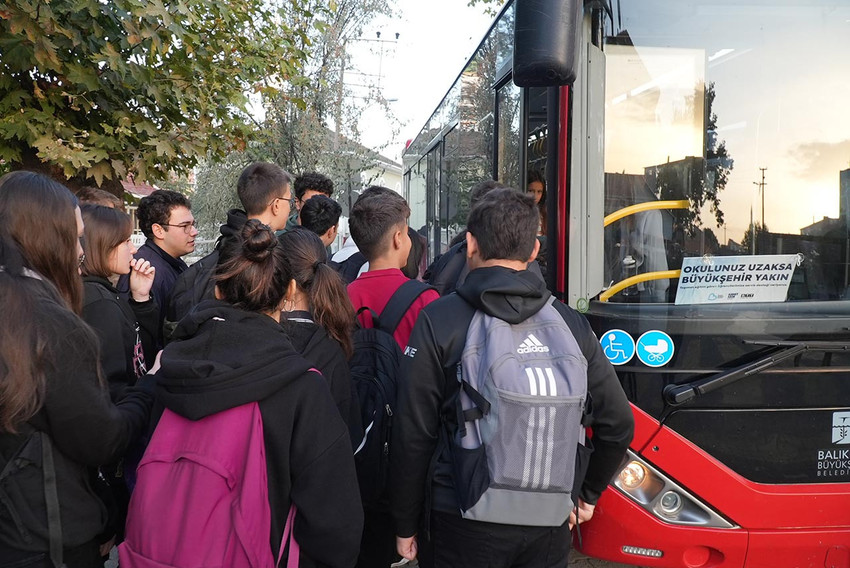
[604,175,670,303]
[603,2,850,302]
[497,81,522,189]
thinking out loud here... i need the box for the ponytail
[278,227,354,357]
[310,261,354,357]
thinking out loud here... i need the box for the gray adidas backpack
[449,297,590,526]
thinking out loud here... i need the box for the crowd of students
[0,164,633,568]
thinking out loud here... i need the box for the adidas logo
[517,334,550,354]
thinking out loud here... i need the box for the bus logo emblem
[833,412,850,445]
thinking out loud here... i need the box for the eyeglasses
[269,194,296,210]
[159,221,197,234]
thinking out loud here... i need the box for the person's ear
[285,278,298,302]
[392,226,405,250]
[323,224,338,246]
[465,231,479,259]
[151,223,166,241]
[528,238,541,263]
[214,285,223,300]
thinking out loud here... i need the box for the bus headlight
[619,461,647,489]
[612,451,736,529]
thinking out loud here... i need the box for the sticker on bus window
[675,254,801,305]
[636,330,674,367]
[833,412,850,445]
[600,329,635,366]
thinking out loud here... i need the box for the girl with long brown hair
[278,226,357,428]
[80,204,158,400]
[0,171,153,568]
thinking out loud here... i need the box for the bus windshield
[602,0,850,305]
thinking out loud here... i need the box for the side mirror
[513,0,583,87]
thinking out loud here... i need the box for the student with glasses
[118,190,198,349]
[167,162,295,338]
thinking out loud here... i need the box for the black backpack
[350,279,433,508]
[0,427,65,568]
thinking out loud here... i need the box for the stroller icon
[642,339,669,363]
[636,331,674,367]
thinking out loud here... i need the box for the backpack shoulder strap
[377,279,434,334]
[41,433,63,568]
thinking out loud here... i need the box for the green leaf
[86,160,112,186]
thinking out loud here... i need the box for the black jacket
[82,276,159,401]
[118,239,188,349]
[426,240,544,296]
[0,282,153,555]
[166,209,248,340]
[389,266,635,537]
[281,312,359,434]
[157,301,363,568]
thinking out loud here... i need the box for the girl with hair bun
[0,171,153,568]
[278,227,358,430]
[139,219,362,567]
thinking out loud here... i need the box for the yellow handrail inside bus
[603,200,690,227]
[599,270,682,302]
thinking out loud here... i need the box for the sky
[347,1,501,162]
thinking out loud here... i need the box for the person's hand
[568,499,596,530]
[129,257,155,302]
[396,535,418,561]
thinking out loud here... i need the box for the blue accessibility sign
[600,329,635,366]
[636,330,674,367]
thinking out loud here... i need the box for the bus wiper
[663,340,850,406]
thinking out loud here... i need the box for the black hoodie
[281,312,360,437]
[389,266,635,537]
[156,300,363,568]
[165,209,248,337]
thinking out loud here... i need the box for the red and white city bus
[402,1,850,566]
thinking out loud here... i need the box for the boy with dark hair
[167,162,293,334]
[119,189,197,344]
[391,188,635,567]
[348,191,439,346]
[294,171,334,206]
[425,179,541,295]
[332,185,399,283]
[237,162,295,219]
[346,189,440,568]
[285,172,334,232]
[299,194,341,247]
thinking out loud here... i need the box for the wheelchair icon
[600,329,635,365]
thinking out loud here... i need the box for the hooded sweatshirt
[165,208,248,336]
[156,300,363,568]
[389,266,635,537]
[281,312,360,436]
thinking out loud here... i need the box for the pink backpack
[119,402,299,568]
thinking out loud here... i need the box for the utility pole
[753,167,767,228]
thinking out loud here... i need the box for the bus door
[565,1,850,565]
